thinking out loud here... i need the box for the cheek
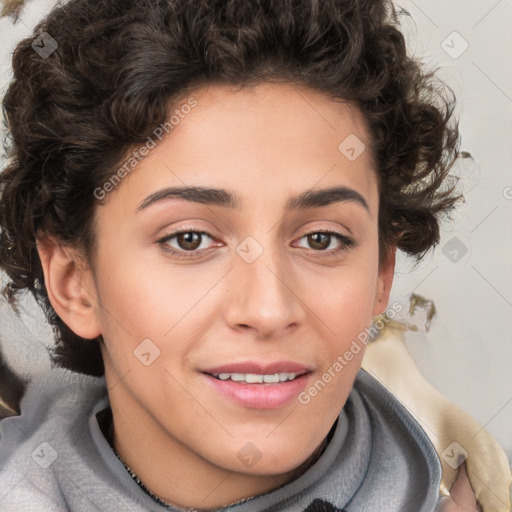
[95,250,185,333]
[93,250,220,380]
[308,261,379,338]
[91,251,168,359]
[313,288,375,374]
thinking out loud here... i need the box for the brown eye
[295,230,355,255]
[307,233,331,250]
[158,229,217,258]
[176,232,203,251]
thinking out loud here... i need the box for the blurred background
[0,0,511,461]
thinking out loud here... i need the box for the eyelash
[157,227,355,259]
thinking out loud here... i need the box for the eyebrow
[136,185,369,213]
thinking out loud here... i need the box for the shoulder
[0,370,108,510]
[348,369,442,510]
[0,474,68,511]
[362,329,510,511]
[353,370,482,511]
[353,368,442,473]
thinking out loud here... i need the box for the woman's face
[76,83,394,502]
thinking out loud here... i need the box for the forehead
[100,82,378,217]
[183,82,374,165]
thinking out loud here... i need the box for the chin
[228,444,316,477]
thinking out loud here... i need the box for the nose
[223,240,306,339]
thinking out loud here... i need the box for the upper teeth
[214,372,298,383]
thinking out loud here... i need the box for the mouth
[206,371,308,384]
[200,361,312,409]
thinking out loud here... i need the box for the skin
[438,464,481,511]
[37,82,396,510]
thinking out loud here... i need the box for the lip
[202,361,311,375]
[200,361,312,409]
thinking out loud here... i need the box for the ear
[372,246,397,317]
[36,235,101,339]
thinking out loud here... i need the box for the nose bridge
[225,232,303,336]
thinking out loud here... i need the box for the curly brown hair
[0,0,461,377]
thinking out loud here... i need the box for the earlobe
[372,246,397,317]
[36,236,101,340]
